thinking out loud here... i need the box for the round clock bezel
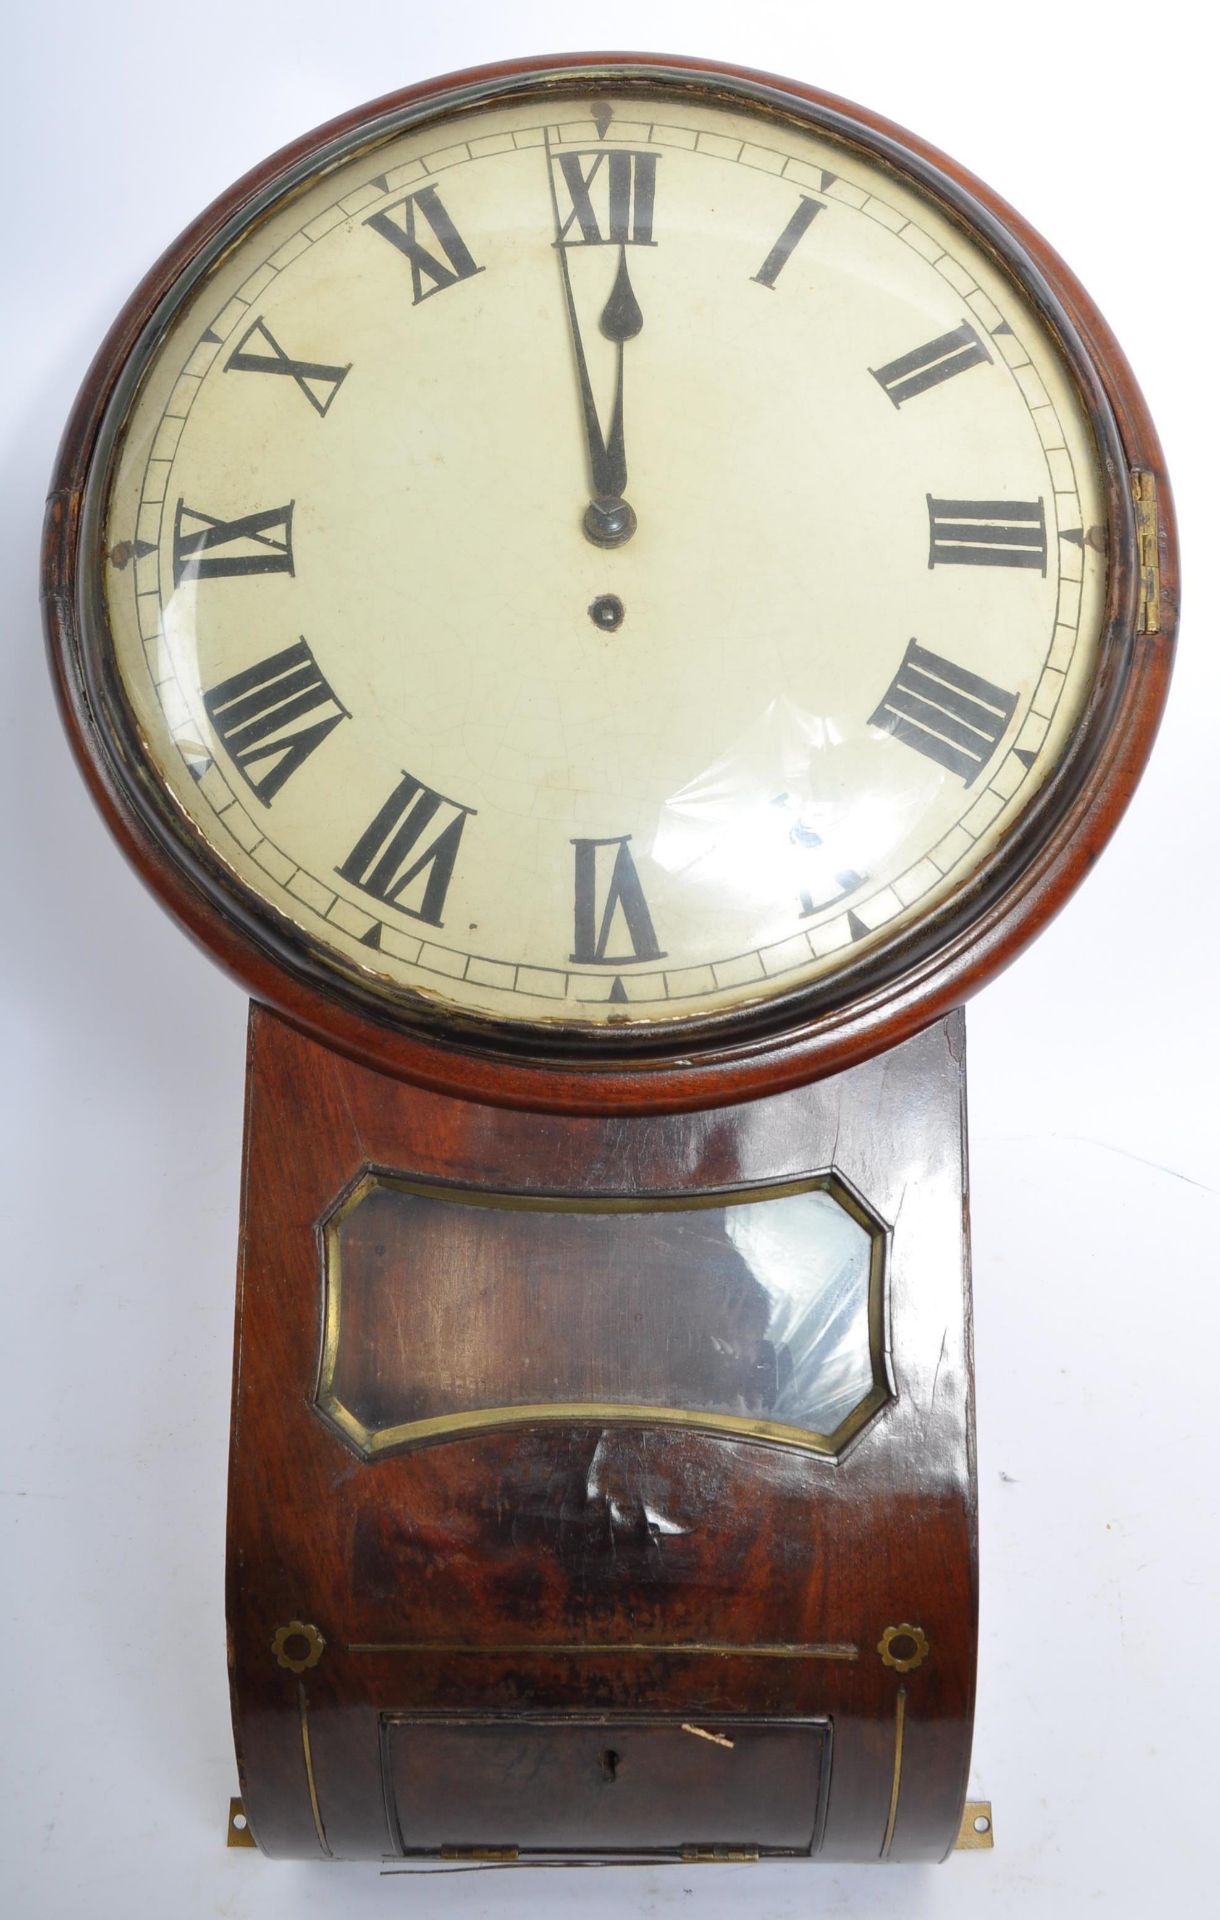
[43,52,1177,1114]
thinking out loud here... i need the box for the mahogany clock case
[229,1003,976,1864]
[42,52,1178,1114]
[35,47,1177,1872]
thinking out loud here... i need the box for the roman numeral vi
[571,835,665,965]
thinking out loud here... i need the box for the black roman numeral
[751,196,825,288]
[780,808,865,917]
[869,640,1017,785]
[172,501,294,584]
[870,322,991,407]
[799,871,866,917]
[224,317,350,416]
[338,773,475,926]
[363,185,483,304]
[571,835,665,965]
[927,496,1047,574]
[202,639,348,804]
[554,150,658,245]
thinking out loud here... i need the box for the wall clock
[43,51,1176,1865]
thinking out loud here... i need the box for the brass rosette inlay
[878,1623,930,1673]
[272,1620,326,1673]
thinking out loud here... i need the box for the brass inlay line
[682,1846,760,1862]
[318,1389,892,1460]
[348,1639,859,1661]
[297,1682,332,1858]
[880,1686,908,1860]
[441,1846,520,1862]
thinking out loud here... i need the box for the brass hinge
[439,1845,520,1862]
[1132,469,1161,635]
[681,1845,760,1862]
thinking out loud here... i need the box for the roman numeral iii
[224,317,350,416]
[202,639,348,804]
[172,501,294,584]
[870,640,1017,785]
[571,835,665,965]
[554,150,658,245]
[871,322,991,407]
[338,773,475,926]
[927,496,1047,573]
[364,185,483,304]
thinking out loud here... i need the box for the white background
[3,3,1215,1916]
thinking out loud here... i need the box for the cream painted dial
[99,82,1109,1030]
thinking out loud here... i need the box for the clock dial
[96,84,1109,1032]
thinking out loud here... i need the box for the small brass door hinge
[1132,470,1161,634]
[681,1844,761,1862]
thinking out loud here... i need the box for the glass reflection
[322,1177,887,1453]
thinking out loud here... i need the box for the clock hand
[595,245,644,505]
[545,135,639,549]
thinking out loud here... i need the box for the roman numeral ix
[871,322,991,407]
[172,501,294,584]
[224,316,351,416]
[927,496,1047,573]
[364,185,483,304]
[870,640,1018,785]
[202,639,348,804]
[571,835,665,965]
[338,773,475,926]
[554,149,658,246]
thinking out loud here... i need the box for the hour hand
[550,219,643,548]
[587,246,643,514]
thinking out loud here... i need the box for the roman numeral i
[870,640,1017,785]
[751,195,825,289]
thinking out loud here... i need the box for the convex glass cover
[89,77,1112,1034]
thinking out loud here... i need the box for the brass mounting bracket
[955,1801,994,1850]
[227,1797,256,1849]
